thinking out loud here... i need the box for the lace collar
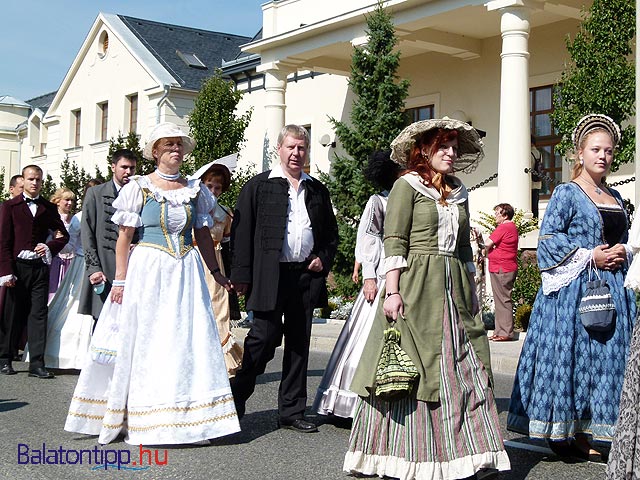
[400,172,468,205]
[136,175,201,207]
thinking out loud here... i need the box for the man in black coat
[231,125,338,432]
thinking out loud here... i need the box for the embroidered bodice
[539,182,629,294]
[111,175,216,258]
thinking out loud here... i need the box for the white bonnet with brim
[188,153,239,180]
[571,114,620,150]
[390,117,484,173]
[143,122,196,160]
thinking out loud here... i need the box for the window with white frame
[128,94,138,134]
[404,104,435,125]
[530,85,561,197]
[99,102,109,142]
[72,109,81,147]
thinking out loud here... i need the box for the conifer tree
[108,131,148,175]
[40,174,56,201]
[58,156,92,208]
[322,1,409,295]
[551,0,635,171]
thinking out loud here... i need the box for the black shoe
[547,440,574,458]
[279,418,318,433]
[1,363,16,375]
[235,403,245,420]
[28,367,54,379]
[476,468,499,480]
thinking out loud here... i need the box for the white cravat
[23,195,39,217]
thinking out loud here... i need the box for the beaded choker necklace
[155,169,180,181]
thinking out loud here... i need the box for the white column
[263,69,288,171]
[495,6,531,212]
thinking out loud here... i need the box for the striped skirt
[344,274,510,479]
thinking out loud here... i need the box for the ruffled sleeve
[356,194,385,279]
[537,184,592,294]
[111,179,143,227]
[194,182,217,229]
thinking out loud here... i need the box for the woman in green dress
[343,118,510,480]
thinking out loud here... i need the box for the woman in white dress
[313,151,400,418]
[65,123,240,445]
[40,179,102,369]
[48,187,77,303]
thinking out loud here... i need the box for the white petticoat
[44,255,93,369]
[24,255,93,369]
[64,244,240,445]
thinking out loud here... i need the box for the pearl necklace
[155,169,180,181]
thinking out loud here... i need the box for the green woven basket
[374,326,419,401]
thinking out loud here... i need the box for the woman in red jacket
[485,203,519,341]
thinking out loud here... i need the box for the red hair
[405,128,458,204]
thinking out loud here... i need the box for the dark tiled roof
[235,28,263,60]
[118,15,251,91]
[26,91,57,115]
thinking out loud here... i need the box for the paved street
[0,328,607,480]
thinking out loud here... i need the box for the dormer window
[176,50,207,69]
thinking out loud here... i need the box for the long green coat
[350,174,493,402]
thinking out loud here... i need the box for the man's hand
[34,244,48,257]
[90,272,107,285]
[235,283,250,296]
[307,255,323,273]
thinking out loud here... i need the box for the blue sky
[2,0,263,101]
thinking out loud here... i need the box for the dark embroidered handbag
[374,317,419,401]
[579,261,616,332]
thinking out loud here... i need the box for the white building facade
[227,0,635,247]
[14,13,249,183]
[4,1,636,241]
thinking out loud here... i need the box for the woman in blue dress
[507,114,636,460]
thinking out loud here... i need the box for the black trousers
[531,188,540,219]
[0,259,49,367]
[231,266,314,421]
